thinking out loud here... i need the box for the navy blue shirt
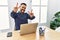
[11,11,35,30]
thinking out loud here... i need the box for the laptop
[20,23,38,35]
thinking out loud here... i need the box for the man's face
[20,5,26,13]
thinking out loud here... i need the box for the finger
[18,5,20,8]
[28,11,30,14]
[31,9,33,13]
[16,2,18,7]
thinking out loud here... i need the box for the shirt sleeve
[27,13,35,20]
[11,11,18,19]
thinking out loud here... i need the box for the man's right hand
[13,3,20,13]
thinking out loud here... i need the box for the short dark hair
[21,3,27,6]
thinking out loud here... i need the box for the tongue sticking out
[21,10,24,13]
[20,9,25,13]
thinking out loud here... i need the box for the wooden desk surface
[40,36,45,40]
[0,31,45,40]
[12,31,36,40]
[0,31,36,40]
[11,31,45,40]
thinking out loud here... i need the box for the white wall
[47,0,60,27]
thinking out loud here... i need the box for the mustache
[21,9,25,11]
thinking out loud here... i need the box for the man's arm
[27,14,35,20]
[11,3,19,19]
[11,11,18,19]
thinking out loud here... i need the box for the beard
[20,9,25,13]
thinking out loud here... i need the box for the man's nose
[22,8,25,9]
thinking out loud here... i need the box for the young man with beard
[11,3,35,30]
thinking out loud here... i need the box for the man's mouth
[21,9,25,13]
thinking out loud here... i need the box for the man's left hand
[28,10,34,17]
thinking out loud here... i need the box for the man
[11,3,35,30]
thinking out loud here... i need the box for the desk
[0,30,45,40]
[0,31,37,40]
[12,31,36,40]
[0,31,45,40]
[40,36,45,40]
[12,31,44,40]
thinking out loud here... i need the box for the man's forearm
[29,15,35,20]
[30,15,34,18]
[11,11,17,18]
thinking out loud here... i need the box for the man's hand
[13,3,20,13]
[28,10,34,17]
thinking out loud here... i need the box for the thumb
[31,9,33,13]
[18,5,20,8]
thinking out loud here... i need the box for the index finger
[31,9,33,13]
[16,2,18,7]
